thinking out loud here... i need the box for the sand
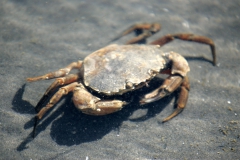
[0,0,239,159]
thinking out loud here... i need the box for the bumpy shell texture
[83,44,166,95]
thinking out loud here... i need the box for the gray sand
[0,0,239,159]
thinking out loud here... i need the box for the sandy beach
[0,0,239,159]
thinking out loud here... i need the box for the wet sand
[0,0,239,159]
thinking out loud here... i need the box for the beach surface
[0,0,239,159]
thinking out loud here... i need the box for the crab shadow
[13,78,176,151]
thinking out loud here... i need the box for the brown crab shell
[83,44,166,95]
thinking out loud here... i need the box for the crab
[27,23,216,136]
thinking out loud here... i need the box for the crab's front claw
[140,75,183,104]
[140,75,190,122]
[140,87,169,104]
[73,83,127,116]
[163,76,190,122]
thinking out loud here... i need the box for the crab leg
[27,61,82,112]
[162,76,190,122]
[27,61,82,82]
[36,82,78,119]
[33,82,79,137]
[111,23,161,44]
[150,33,216,65]
[125,31,153,44]
[34,74,79,112]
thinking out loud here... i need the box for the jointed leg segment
[162,76,190,122]
[27,61,82,111]
[27,61,82,82]
[150,33,216,65]
[111,23,161,44]
[35,74,80,112]
[32,82,79,137]
[36,82,79,119]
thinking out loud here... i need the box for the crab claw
[139,75,190,122]
[139,87,170,104]
[140,75,183,104]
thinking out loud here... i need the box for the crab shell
[83,44,167,95]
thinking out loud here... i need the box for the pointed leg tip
[162,108,184,123]
[32,116,39,138]
[162,118,169,123]
[26,77,43,82]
